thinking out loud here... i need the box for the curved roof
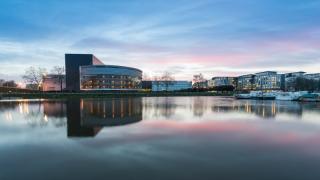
[81,65,142,73]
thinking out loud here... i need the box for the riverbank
[0,92,234,99]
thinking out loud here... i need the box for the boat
[276,91,308,101]
[298,93,320,102]
[250,91,276,100]
[276,92,293,101]
[234,93,251,99]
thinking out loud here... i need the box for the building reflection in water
[0,98,142,138]
[67,98,142,138]
[211,100,304,118]
[1,97,320,136]
[143,97,179,118]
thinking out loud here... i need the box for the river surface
[1,96,320,180]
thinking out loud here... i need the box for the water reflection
[67,98,142,137]
[1,97,320,180]
[0,98,143,138]
[211,100,304,118]
[0,97,320,136]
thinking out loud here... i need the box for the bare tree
[22,66,47,91]
[51,66,65,92]
[51,66,65,75]
[142,73,151,81]
[193,73,206,89]
[161,71,175,91]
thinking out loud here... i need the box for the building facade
[42,74,66,92]
[192,81,208,89]
[208,77,236,88]
[304,73,320,80]
[152,81,192,91]
[254,71,284,91]
[65,54,104,92]
[236,74,255,91]
[80,65,142,91]
[65,54,142,92]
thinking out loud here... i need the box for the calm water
[1,97,320,180]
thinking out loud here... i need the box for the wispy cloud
[0,0,320,81]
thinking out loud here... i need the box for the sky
[0,0,320,82]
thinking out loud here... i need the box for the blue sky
[0,0,320,81]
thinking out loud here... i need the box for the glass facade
[254,71,282,90]
[80,65,142,90]
[237,74,255,91]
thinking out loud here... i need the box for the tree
[293,77,320,92]
[22,66,47,91]
[142,73,151,81]
[161,71,175,91]
[193,73,207,89]
[51,66,65,92]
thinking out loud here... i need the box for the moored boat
[298,93,320,102]
[276,91,308,101]
[250,91,276,100]
[234,93,251,99]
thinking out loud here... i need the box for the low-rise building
[192,81,208,89]
[208,77,236,88]
[152,81,192,91]
[142,81,152,90]
[42,74,66,92]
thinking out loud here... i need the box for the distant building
[236,74,255,91]
[152,81,192,91]
[192,81,208,89]
[208,77,236,88]
[42,74,66,92]
[254,71,284,91]
[142,81,152,90]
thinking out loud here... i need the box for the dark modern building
[142,81,152,90]
[65,54,142,92]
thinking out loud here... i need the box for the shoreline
[0,92,234,99]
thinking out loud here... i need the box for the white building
[152,81,192,91]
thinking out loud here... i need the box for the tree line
[292,77,320,92]
[0,80,18,88]
[22,66,65,91]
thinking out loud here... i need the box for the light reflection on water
[0,97,320,180]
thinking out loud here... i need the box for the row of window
[81,75,142,90]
